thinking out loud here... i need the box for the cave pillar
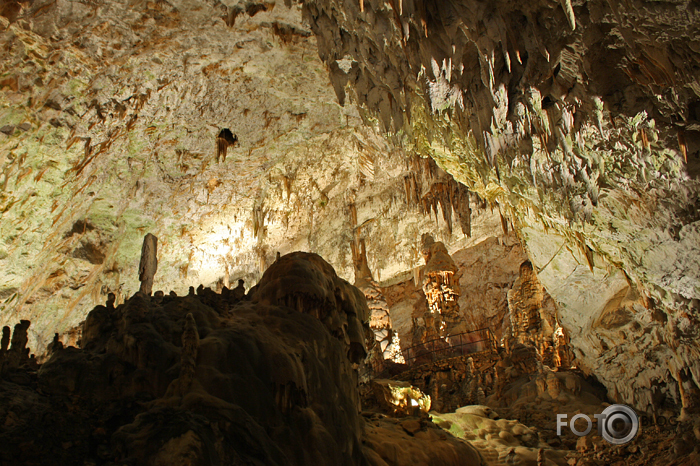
[676,369,700,420]
[506,260,570,367]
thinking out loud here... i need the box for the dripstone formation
[413,234,463,346]
[352,239,404,370]
[0,250,489,465]
[303,0,700,419]
[504,260,571,368]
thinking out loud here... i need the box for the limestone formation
[414,234,462,346]
[0,326,9,351]
[9,253,376,465]
[351,239,404,366]
[215,128,238,163]
[252,252,371,365]
[5,320,31,370]
[106,292,116,310]
[505,260,571,368]
[47,333,63,354]
[0,326,8,372]
[138,233,158,296]
[553,324,572,369]
[1,0,700,457]
[232,279,246,301]
[370,379,431,417]
[304,0,700,419]
[168,313,199,397]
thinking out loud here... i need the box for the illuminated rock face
[304,0,700,414]
[2,0,700,418]
[0,0,505,354]
[352,240,404,366]
[415,234,463,345]
[504,260,571,367]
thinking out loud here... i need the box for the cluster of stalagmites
[0,235,488,465]
[0,320,36,378]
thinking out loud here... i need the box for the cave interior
[1,0,700,465]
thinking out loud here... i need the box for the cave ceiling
[2,0,700,413]
[0,0,501,353]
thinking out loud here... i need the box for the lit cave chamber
[1,0,699,465]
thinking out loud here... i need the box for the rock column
[505,260,571,366]
[417,234,461,344]
[352,240,405,365]
[138,233,158,296]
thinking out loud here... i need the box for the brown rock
[401,419,421,435]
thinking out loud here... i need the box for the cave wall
[0,0,505,352]
[302,0,700,413]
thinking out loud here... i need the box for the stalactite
[358,152,375,180]
[499,208,509,235]
[253,205,266,238]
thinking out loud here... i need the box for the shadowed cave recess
[1,0,700,464]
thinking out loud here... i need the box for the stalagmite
[48,333,63,354]
[0,326,8,372]
[138,233,158,296]
[232,279,246,301]
[505,260,570,368]
[414,234,462,347]
[352,239,405,367]
[553,324,572,368]
[4,320,31,370]
[106,292,116,310]
[1,326,9,352]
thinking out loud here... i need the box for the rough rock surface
[2,252,371,465]
[352,239,404,366]
[0,0,504,354]
[362,413,483,466]
[0,252,491,465]
[303,0,700,415]
[2,0,700,425]
[417,233,462,343]
[383,233,560,357]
